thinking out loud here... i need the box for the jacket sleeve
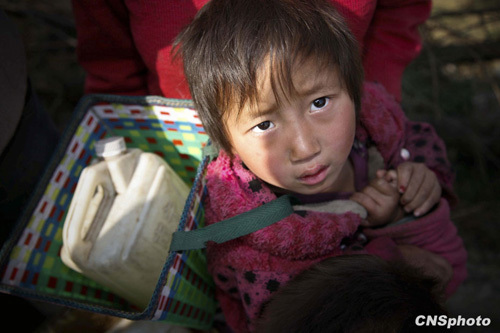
[330,0,431,101]
[402,119,458,206]
[362,199,467,297]
[72,0,202,97]
[360,82,458,206]
[71,0,149,95]
[362,0,432,101]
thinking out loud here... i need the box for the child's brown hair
[256,254,448,333]
[174,0,363,154]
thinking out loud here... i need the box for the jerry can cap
[95,136,126,157]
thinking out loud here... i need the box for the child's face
[226,58,356,195]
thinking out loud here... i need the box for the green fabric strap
[169,194,295,251]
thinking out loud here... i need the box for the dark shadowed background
[1,0,499,332]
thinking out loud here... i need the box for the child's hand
[350,174,405,227]
[396,162,442,217]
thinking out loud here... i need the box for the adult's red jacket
[72,0,431,101]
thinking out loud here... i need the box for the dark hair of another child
[256,254,451,333]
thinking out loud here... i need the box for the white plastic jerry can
[61,137,190,309]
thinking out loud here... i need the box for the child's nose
[289,124,320,163]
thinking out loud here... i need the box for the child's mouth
[298,165,329,186]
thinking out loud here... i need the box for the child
[174,0,467,332]
[256,254,449,333]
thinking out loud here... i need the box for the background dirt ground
[1,0,500,332]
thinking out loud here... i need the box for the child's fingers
[350,192,378,226]
[376,169,387,179]
[413,181,442,217]
[376,169,398,188]
[403,171,439,214]
[400,168,425,207]
[351,187,379,208]
[369,177,397,197]
[396,163,413,194]
[384,170,398,187]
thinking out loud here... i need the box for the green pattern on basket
[0,96,217,329]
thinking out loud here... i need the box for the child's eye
[310,97,329,111]
[251,121,275,133]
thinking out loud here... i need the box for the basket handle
[169,194,296,251]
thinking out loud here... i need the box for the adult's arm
[72,0,203,97]
[71,0,149,95]
[362,0,432,101]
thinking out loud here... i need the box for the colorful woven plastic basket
[0,95,217,329]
